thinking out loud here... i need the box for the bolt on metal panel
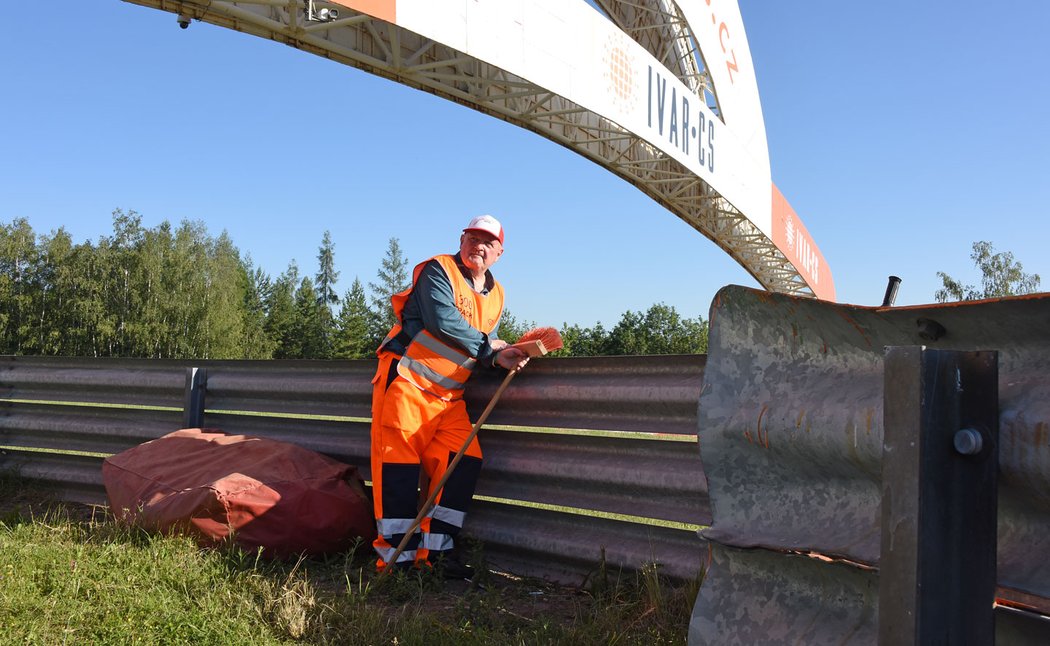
[879,347,999,645]
[698,285,1050,603]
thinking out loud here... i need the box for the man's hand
[495,346,529,371]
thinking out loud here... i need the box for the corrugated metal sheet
[694,285,1050,643]
[0,449,107,505]
[1,353,707,585]
[466,355,707,435]
[689,543,1050,645]
[0,357,189,408]
[1,402,183,454]
[469,500,706,584]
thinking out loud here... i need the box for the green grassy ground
[0,487,698,645]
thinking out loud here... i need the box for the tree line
[1,212,709,359]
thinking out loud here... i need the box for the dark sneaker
[433,554,475,580]
[378,560,416,575]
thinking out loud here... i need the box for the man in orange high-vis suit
[370,215,529,575]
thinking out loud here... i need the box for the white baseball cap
[463,215,504,245]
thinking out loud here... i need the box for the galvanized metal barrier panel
[203,360,375,419]
[694,285,1050,641]
[465,355,707,435]
[1,354,707,584]
[0,402,183,455]
[0,449,107,505]
[470,500,706,585]
[689,543,1050,645]
[0,357,189,408]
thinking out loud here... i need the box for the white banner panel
[677,0,769,184]
[336,0,774,236]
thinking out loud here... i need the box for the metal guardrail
[14,289,1049,640]
[1,354,708,585]
[691,285,1050,644]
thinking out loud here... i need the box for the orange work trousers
[370,351,483,570]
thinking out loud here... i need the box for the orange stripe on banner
[770,183,836,301]
[331,0,396,23]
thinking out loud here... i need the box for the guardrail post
[880,347,998,645]
[183,367,208,428]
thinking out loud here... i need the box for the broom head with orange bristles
[511,326,564,357]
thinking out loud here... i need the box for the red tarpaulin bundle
[103,428,375,558]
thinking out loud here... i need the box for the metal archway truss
[125,0,815,297]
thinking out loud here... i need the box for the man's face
[459,231,504,273]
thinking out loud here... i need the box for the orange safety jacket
[379,254,504,401]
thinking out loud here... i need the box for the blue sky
[3,1,1049,328]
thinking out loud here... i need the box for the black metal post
[183,367,208,428]
[882,275,902,307]
[880,347,998,645]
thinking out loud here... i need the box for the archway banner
[332,0,833,300]
[334,0,772,232]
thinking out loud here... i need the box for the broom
[381,326,563,573]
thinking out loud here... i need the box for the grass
[0,481,701,645]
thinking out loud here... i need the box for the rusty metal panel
[466,499,706,585]
[690,543,1050,645]
[690,544,878,645]
[698,286,1050,601]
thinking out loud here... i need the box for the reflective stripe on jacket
[381,254,504,400]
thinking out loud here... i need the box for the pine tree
[314,231,340,359]
[334,277,375,359]
[240,257,274,359]
[292,277,324,359]
[265,262,300,359]
[368,237,410,340]
[494,308,532,344]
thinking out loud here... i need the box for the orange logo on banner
[603,34,638,113]
[771,184,835,301]
[330,0,395,23]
